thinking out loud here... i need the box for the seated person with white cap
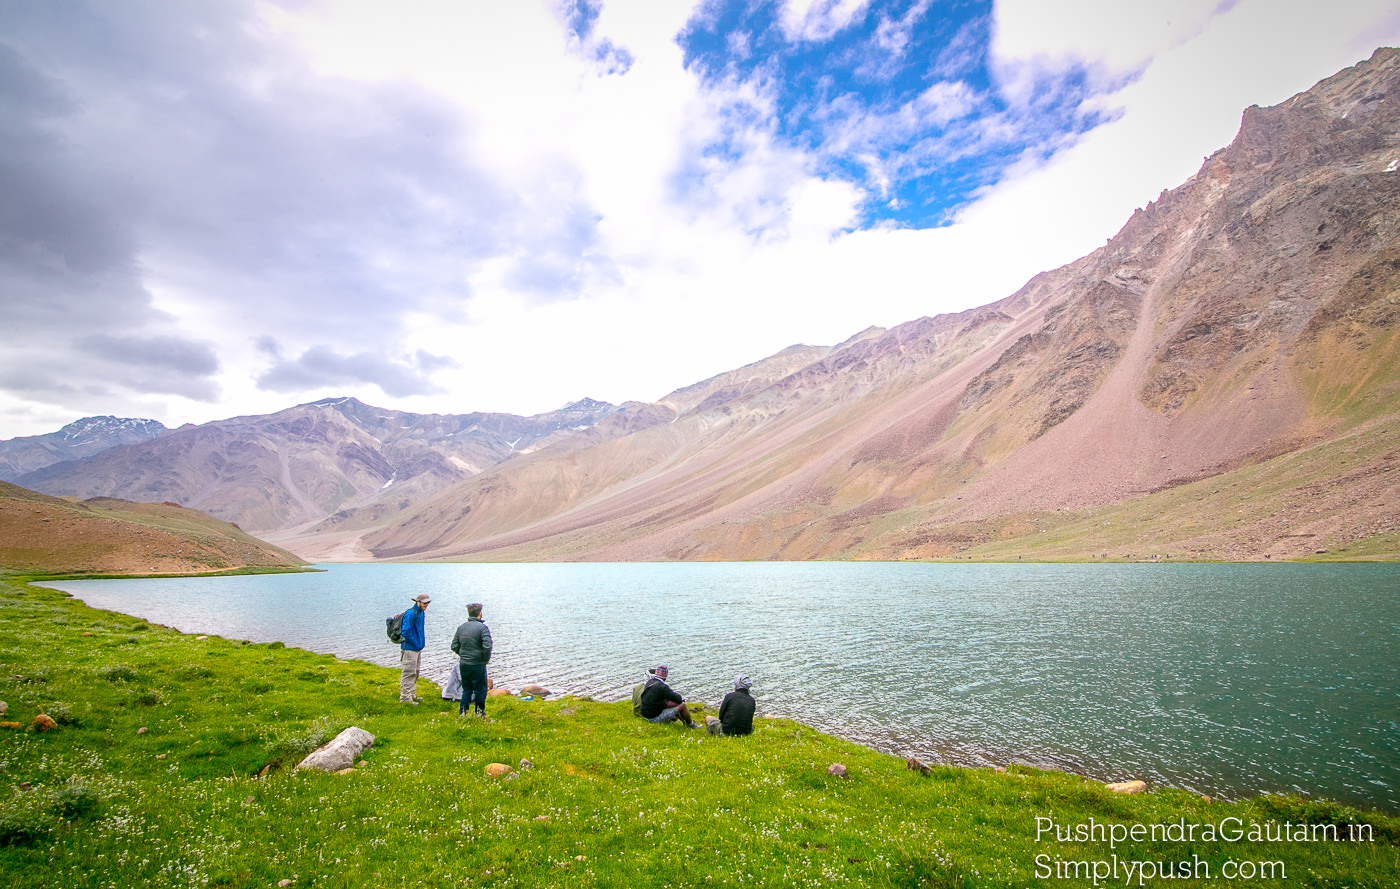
[718,674,756,736]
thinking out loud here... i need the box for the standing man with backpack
[399,593,430,704]
[451,602,493,718]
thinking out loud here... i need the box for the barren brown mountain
[15,397,625,542]
[0,481,305,575]
[315,48,1399,563]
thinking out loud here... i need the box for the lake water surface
[45,562,1400,813]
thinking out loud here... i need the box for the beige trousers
[399,649,421,701]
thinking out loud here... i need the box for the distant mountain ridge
[11,48,1400,563]
[13,396,623,538]
[0,416,167,481]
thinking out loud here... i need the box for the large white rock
[296,727,376,772]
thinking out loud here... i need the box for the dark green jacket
[450,617,493,665]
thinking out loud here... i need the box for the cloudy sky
[2,0,1397,438]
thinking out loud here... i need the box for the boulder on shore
[296,726,376,772]
[520,684,551,697]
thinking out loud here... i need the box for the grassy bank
[1,576,1396,888]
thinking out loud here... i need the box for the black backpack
[386,611,405,645]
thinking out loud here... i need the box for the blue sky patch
[678,0,1114,229]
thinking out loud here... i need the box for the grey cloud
[78,334,221,376]
[257,346,450,398]
[0,2,611,420]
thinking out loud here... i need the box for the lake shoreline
[36,560,1400,816]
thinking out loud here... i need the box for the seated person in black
[719,673,756,735]
[637,665,698,728]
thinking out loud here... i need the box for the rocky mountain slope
[0,416,166,481]
[14,397,623,537]
[0,481,304,575]
[337,48,1400,563]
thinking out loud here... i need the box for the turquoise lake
[44,561,1400,813]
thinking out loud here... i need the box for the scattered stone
[705,715,722,735]
[487,688,512,697]
[155,754,166,760]
[994,766,1006,773]
[278,880,293,887]
[31,714,58,732]
[504,771,518,781]
[905,757,933,776]
[828,763,848,778]
[196,635,209,640]
[534,815,551,822]
[296,726,375,772]
[520,685,551,697]
[0,701,7,715]
[245,796,255,804]
[519,758,534,771]
[1105,780,1148,795]
[485,763,513,778]
[1202,795,1213,804]
[82,632,93,636]
[335,767,356,776]
[0,722,21,730]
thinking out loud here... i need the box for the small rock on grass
[1105,780,1147,794]
[828,763,847,778]
[297,727,375,772]
[0,700,8,715]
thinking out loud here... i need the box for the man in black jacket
[451,602,493,718]
[637,665,698,728]
[719,674,756,735]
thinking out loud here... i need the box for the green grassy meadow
[1,575,1396,888]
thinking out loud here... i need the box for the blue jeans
[460,663,488,715]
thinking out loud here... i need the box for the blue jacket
[400,603,426,652]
